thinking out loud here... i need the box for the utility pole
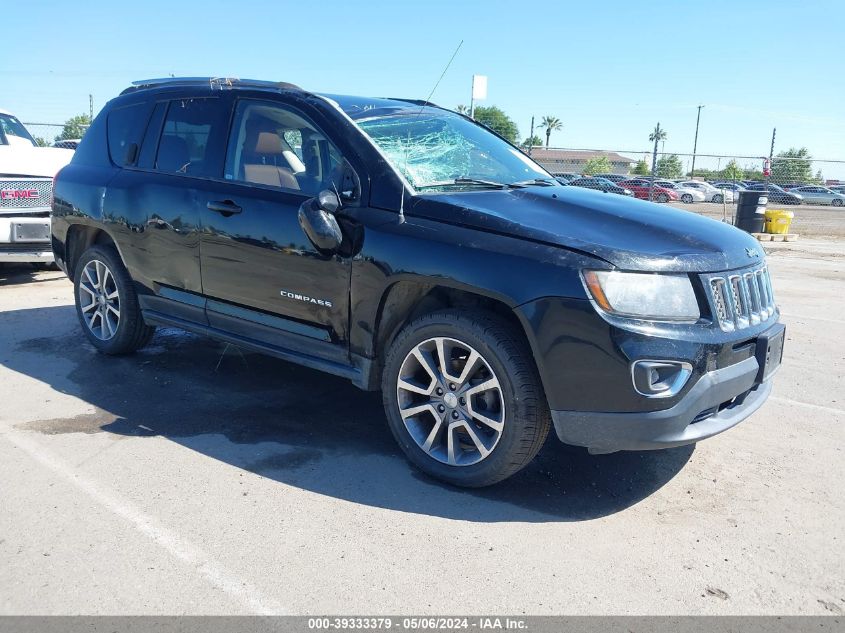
[769,127,776,161]
[528,116,535,156]
[89,94,93,120]
[764,127,776,187]
[690,104,704,178]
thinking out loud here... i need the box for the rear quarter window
[107,102,153,166]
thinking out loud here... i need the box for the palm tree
[648,123,667,144]
[648,123,667,195]
[455,104,469,114]
[539,116,563,148]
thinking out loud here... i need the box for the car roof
[120,77,441,120]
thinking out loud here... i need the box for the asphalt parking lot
[0,237,843,615]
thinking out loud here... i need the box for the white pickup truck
[0,109,73,263]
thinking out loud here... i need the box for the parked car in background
[790,186,845,206]
[593,173,628,184]
[712,182,747,196]
[745,183,803,205]
[618,178,680,203]
[829,185,845,195]
[568,177,634,196]
[52,139,81,150]
[678,180,734,203]
[654,180,706,204]
[779,183,804,191]
[553,172,580,183]
[0,108,74,264]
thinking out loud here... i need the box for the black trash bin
[735,190,767,233]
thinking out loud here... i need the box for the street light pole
[690,104,704,178]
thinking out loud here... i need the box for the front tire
[73,245,155,354]
[833,199,843,207]
[657,193,669,203]
[382,310,551,487]
[713,194,724,204]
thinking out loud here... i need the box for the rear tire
[681,194,693,204]
[73,245,155,355]
[382,309,551,487]
[713,194,724,204]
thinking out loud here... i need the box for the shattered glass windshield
[355,110,552,192]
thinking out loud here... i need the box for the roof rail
[387,98,440,108]
[120,77,303,95]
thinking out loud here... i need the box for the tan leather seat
[243,131,300,190]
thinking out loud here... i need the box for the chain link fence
[528,146,845,234]
[23,122,88,148]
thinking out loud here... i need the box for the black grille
[0,243,52,253]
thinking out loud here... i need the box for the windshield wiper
[509,178,556,187]
[416,178,522,191]
[454,178,521,189]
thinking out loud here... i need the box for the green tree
[632,159,650,175]
[521,135,544,148]
[655,154,683,179]
[743,166,764,181]
[455,104,469,115]
[33,137,51,147]
[721,159,744,181]
[583,155,613,176]
[771,147,813,183]
[648,123,667,144]
[55,114,92,142]
[473,106,519,144]
[538,115,563,148]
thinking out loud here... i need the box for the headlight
[582,270,700,320]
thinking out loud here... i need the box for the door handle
[207,200,242,215]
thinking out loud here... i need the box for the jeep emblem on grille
[746,247,760,258]
[0,189,39,199]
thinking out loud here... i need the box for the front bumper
[0,215,53,263]
[551,355,772,454]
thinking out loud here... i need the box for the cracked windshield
[356,109,552,191]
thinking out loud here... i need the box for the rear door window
[107,102,154,166]
[155,98,228,178]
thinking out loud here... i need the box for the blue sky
[4,0,844,176]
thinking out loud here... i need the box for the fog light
[631,360,693,398]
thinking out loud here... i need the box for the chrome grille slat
[704,264,776,331]
[0,179,52,210]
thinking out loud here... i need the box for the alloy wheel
[78,260,121,340]
[396,337,504,466]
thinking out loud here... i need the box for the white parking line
[770,396,845,417]
[2,428,286,615]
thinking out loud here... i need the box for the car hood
[0,145,74,178]
[409,185,765,273]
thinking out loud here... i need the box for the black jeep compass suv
[51,77,784,487]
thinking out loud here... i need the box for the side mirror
[298,189,343,253]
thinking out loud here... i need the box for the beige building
[526,148,638,176]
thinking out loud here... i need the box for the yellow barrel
[764,209,794,234]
